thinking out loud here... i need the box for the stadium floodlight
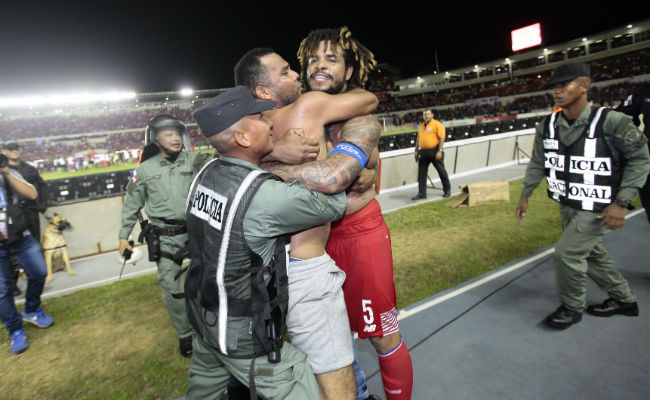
[180,88,194,97]
[0,90,136,109]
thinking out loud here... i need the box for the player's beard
[307,78,346,95]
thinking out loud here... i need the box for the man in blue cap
[185,84,380,399]
[516,62,649,329]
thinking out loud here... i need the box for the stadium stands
[1,19,648,205]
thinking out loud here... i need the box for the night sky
[0,2,646,96]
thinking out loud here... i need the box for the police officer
[516,63,650,329]
[184,85,352,399]
[119,114,207,357]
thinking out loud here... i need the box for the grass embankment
[1,179,565,399]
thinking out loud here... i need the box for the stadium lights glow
[0,90,137,108]
[180,88,194,97]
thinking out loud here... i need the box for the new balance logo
[363,324,377,333]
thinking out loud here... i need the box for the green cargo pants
[554,204,636,312]
[157,233,192,340]
[186,335,320,400]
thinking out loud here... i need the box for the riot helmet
[141,114,191,162]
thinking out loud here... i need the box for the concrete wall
[43,130,536,259]
[40,195,144,260]
[378,129,535,191]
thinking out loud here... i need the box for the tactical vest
[542,107,622,212]
[184,158,289,360]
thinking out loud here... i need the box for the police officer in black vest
[516,63,650,329]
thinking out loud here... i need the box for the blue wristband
[330,141,368,168]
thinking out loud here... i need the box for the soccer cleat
[21,308,54,328]
[10,329,28,354]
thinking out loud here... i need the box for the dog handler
[119,114,207,357]
[0,163,53,354]
[2,140,48,296]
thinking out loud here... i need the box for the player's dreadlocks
[297,26,376,89]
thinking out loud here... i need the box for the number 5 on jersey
[362,299,377,333]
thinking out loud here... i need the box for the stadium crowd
[1,50,647,164]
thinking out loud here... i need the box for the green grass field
[5,177,646,400]
[0,178,575,399]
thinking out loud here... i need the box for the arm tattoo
[265,153,361,194]
[264,115,381,194]
[339,115,381,156]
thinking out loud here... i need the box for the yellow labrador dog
[42,213,76,283]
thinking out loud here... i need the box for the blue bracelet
[330,141,368,168]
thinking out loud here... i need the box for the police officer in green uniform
[185,86,351,399]
[119,114,208,357]
[516,63,650,329]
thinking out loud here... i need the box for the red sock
[377,337,413,400]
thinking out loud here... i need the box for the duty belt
[151,225,187,236]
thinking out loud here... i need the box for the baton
[119,240,134,280]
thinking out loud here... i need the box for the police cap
[193,86,276,137]
[548,62,591,86]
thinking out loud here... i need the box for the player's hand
[435,150,443,160]
[597,203,627,230]
[270,128,320,164]
[515,196,529,222]
[414,150,419,162]
[349,168,377,193]
[119,238,133,258]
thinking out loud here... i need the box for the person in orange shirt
[412,109,451,200]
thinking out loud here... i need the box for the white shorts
[286,253,354,374]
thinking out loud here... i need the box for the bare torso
[263,105,332,260]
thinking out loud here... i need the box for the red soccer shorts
[326,199,399,339]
